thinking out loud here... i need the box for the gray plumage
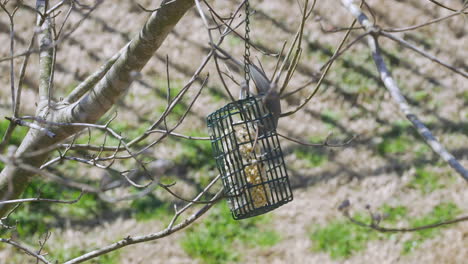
[214,45,281,131]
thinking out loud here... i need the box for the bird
[213,45,281,132]
[213,45,281,212]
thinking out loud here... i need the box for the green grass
[337,51,380,99]
[403,32,433,50]
[377,121,415,156]
[1,179,108,238]
[310,202,460,258]
[320,109,348,132]
[208,86,227,102]
[402,202,461,254]
[131,193,171,222]
[0,119,29,170]
[340,70,375,95]
[460,90,468,102]
[173,132,215,170]
[181,203,281,264]
[376,120,436,159]
[155,79,187,123]
[156,101,187,121]
[321,109,341,124]
[378,135,412,155]
[310,213,378,259]
[63,82,79,94]
[414,143,431,159]
[407,168,443,194]
[411,90,431,103]
[227,36,242,47]
[110,121,151,140]
[295,147,328,167]
[380,204,408,223]
[0,119,28,146]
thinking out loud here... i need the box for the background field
[0,0,467,263]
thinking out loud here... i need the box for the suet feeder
[207,97,293,220]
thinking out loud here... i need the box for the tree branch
[380,31,467,78]
[340,0,468,181]
[63,45,124,104]
[0,191,84,205]
[69,0,195,125]
[0,238,52,264]
[36,0,54,104]
[0,0,196,218]
[63,190,223,264]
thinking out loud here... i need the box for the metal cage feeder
[207,97,293,220]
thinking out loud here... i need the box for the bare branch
[0,2,18,113]
[319,32,368,71]
[158,174,223,204]
[36,231,52,264]
[0,191,84,205]
[15,32,37,117]
[380,31,467,79]
[278,132,357,147]
[146,130,210,140]
[345,211,468,233]
[63,190,223,264]
[383,9,467,32]
[5,117,56,138]
[0,238,52,264]
[339,200,468,233]
[117,3,248,151]
[0,203,20,229]
[426,0,466,13]
[340,0,468,181]
[0,1,103,63]
[0,154,100,193]
[281,17,359,117]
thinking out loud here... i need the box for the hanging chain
[243,0,251,96]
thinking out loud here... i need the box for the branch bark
[37,0,54,104]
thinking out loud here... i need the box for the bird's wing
[213,44,271,95]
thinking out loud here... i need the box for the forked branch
[340,0,468,181]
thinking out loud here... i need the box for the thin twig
[0,238,52,264]
[339,200,468,233]
[36,231,52,264]
[0,191,84,205]
[383,9,466,32]
[0,0,103,63]
[319,32,369,71]
[63,190,223,264]
[278,132,356,147]
[380,31,467,79]
[281,16,359,117]
[0,2,19,114]
[5,117,56,138]
[427,0,465,13]
[345,212,468,232]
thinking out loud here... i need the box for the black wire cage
[207,97,293,220]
